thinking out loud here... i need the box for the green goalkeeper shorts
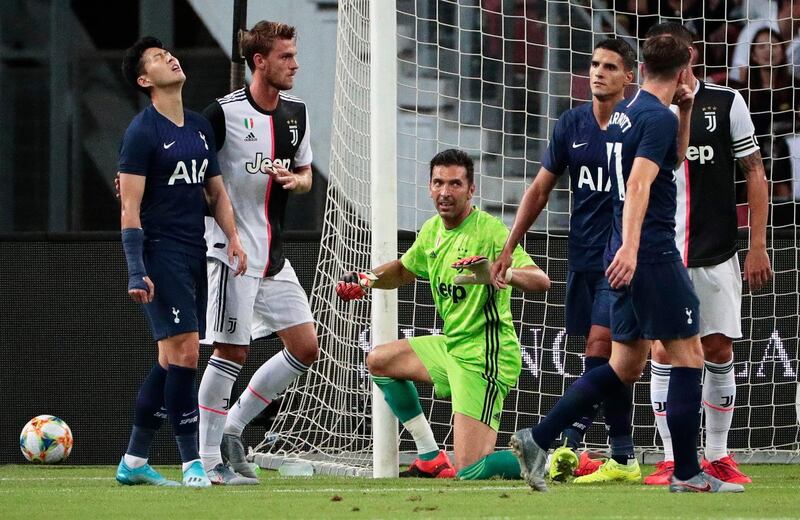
[408,335,519,431]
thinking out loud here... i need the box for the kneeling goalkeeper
[336,149,550,479]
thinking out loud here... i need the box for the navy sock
[562,356,608,449]
[604,380,634,464]
[165,364,200,463]
[532,364,624,450]
[666,367,702,480]
[610,435,635,464]
[126,364,167,458]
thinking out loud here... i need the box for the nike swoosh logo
[163,141,176,149]
[182,411,195,417]
[572,142,588,148]
[678,482,712,492]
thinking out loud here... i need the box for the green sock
[372,376,423,422]
[456,451,521,480]
[373,377,440,461]
[419,450,439,461]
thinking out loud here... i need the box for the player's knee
[365,350,388,376]
[701,334,733,364]
[650,342,670,364]
[585,337,611,359]
[214,344,249,365]
[171,343,199,367]
[610,363,641,385]
[161,334,201,367]
[292,339,319,366]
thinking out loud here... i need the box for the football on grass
[20,415,73,463]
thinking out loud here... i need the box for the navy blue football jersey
[605,90,681,264]
[118,106,221,256]
[542,103,613,272]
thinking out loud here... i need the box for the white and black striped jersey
[673,81,759,268]
[203,87,312,277]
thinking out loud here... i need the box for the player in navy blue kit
[115,37,247,488]
[643,23,771,487]
[511,34,744,493]
[493,39,641,483]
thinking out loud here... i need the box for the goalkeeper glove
[336,271,378,301]
[452,256,512,285]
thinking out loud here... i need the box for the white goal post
[251,0,800,476]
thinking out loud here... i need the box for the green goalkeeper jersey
[401,207,535,381]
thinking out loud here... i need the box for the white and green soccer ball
[20,415,73,463]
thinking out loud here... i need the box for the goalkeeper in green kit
[336,149,550,479]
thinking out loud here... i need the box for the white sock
[182,458,201,472]
[703,357,735,462]
[650,361,673,462]
[123,454,147,469]
[403,413,439,457]
[199,356,242,470]
[225,349,308,437]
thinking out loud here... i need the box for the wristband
[122,228,148,291]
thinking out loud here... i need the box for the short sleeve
[541,113,569,176]
[729,90,759,158]
[118,122,154,176]
[202,101,226,152]
[400,221,432,279]
[511,243,535,269]
[634,110,678,170]
[294,108,313,168]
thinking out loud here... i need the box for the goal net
[252,0,799,475]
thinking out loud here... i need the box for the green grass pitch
[1,464,798,519]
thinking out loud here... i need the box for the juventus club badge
[704,109,717,132]
[288,119,299,146]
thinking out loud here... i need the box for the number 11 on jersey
[606,141,624,201]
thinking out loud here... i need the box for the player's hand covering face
[336,271,378,301]
[672,72,694,111]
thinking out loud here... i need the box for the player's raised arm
[205,176,248,276]
[606,157,659,288]
[491,167,558,285]
[673,73,694,167]
[119,172,154,303]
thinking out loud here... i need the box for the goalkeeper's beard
[436,197,465,220]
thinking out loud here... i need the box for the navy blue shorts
[141,248,207,341]
[610,260,700,342]
[565,270,611,336]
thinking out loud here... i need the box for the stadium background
[1,233,796,464]
[1,1,798,466]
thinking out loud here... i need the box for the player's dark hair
[122,36,165,95]
[645,22,695,49]
[642,34,690,80]
[242,20,296,72]
[429,149,474,185]
[594,38,636,71]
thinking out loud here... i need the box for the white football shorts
[203,258,314,346]
[687,253,742,340]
